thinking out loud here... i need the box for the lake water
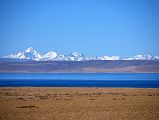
[0,73,159,88]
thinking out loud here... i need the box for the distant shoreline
[0,60,159,73]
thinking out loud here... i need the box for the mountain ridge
[0,60,159,73]
[2,47,159,61]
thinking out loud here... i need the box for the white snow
[98,56,120,60]
[2,48,159,61]
[25,47,35,53]
[43,51,57,60]
[72,52,82,57]
[3,47,42,61]
[126,54,159,60]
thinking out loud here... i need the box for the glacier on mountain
[3,47,42,61]
[98,56,120,60]
[126,54,159,60]
[2,47,159,61]
[43,51,57,60]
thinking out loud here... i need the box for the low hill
[0,60,159,73]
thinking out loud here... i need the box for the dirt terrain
[0,87,159,120]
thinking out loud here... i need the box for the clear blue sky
[0,0,159,58]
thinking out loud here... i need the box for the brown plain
[0,87,159,120]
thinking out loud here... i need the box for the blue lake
[0,73,159,88]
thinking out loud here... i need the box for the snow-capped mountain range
[2,47,159,61]
[125,54,159,60]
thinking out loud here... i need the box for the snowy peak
[25,47,35,53]
[43,51,57,60]
[23,47,42,61]
[71,52,82,57]
[2,48,159,61]
[3,47,42,61]
[67,52,86,61]
[98,56,120,60]
[127,54,159,60]
[3,52,25,59]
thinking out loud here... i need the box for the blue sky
[0,0,159,58]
